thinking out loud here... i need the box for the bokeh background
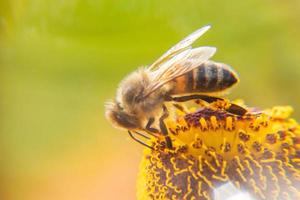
[1,1,300,200]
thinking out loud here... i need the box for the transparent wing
[148,25,211,71]
[143,46,216,98]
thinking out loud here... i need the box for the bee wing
[148,25,211,71]
[144,46,216,98]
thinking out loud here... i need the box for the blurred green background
[1,1,300,200]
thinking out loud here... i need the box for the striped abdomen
[171,61,239,95]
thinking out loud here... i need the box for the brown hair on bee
[105,102,141,130]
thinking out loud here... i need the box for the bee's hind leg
[128,131,154,150]
[167,94,248,116]
[159,105,173,149]
[168,94,223,103]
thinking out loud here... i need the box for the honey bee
[105,25,246,149]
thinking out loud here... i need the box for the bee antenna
[105,100,116,110]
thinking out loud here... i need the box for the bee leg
[159,105,173,149]
[128,131,153,150]
[133,130,151,139]
[145,117,159,134]
[167,94,248,116]
[226,103,248,116]
[167,94,223,103]
[173,103,188,114]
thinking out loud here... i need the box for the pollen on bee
[137,101,300,200]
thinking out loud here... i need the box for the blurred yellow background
[1,1,300,200]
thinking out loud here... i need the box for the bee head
[105,101,140,130]
[106,68,164,130]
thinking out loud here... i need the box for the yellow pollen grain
[210,152,220,167]
[199,117,208,130]
[210,116,218,130]
[221,160,227,177]
[225,116,234,130]
[249,179,265,199]
[244,160,254,175]
[212,174,228,182]
[197,182,203,197]
[236,168,247,182]
[233,156,245,171]
[203,159,217,173]
[183,176,193,199]
[203,191,211,200]
[188,166,198,180]
[198,156,203,172]
[196,172,214,189]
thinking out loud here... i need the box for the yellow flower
[137,99,300,200]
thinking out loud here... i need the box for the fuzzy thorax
[137,100,300,200]
[116,67,169,116]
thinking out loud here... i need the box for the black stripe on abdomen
[188,61,238,93]
[185,70,194,92]
[206,63,218,90]
[195,64,207,91]
[195,62,219,92]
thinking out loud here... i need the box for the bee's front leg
[159,105,173,149]
[128,131,153,150]
[145,117,159,134]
